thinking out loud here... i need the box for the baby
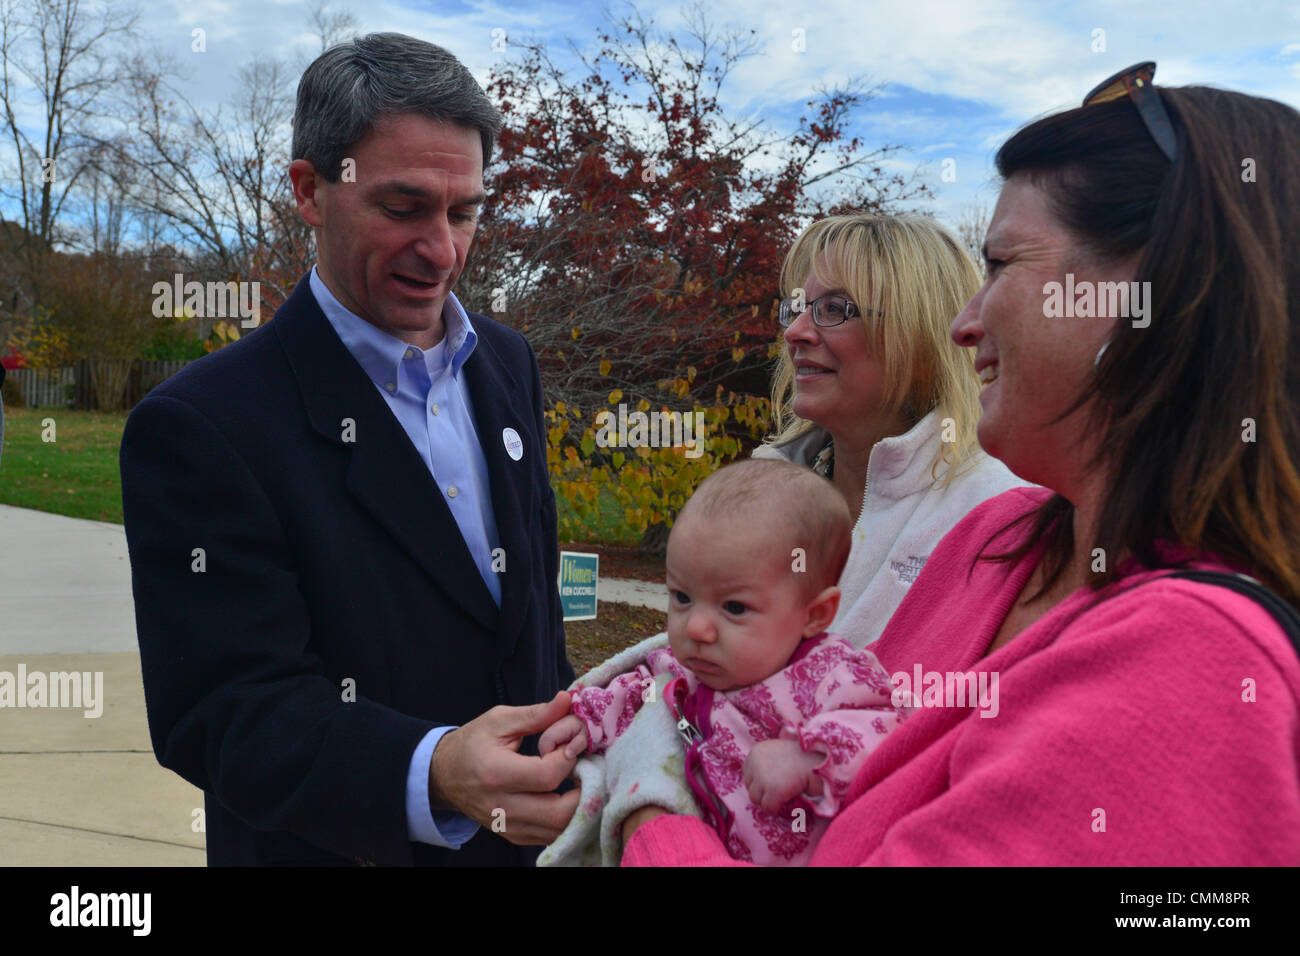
[540,458,907,865]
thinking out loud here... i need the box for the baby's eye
[723,600,747,615]
[672,590,691,606]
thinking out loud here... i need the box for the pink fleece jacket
[623,487,1300,866]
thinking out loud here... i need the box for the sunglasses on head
[1082,61,1177,163]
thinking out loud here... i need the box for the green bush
[141,323,207,361]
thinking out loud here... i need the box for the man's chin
[369,299,448,344]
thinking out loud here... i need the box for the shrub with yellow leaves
[547,383,771,552]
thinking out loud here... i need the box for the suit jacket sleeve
[121,393,438,865]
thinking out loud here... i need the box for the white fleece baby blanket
[537,632,702,867]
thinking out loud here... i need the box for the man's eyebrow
[373,181,486,206]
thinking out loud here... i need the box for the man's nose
[414,213,458,273]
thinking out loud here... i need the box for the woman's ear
[802,585,841,637]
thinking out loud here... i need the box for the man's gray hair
[292,32,502,182]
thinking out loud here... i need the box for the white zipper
[853,462,871,537]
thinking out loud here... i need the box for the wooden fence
[8,359,193,409]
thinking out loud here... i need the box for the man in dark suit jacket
[120,33,579,866]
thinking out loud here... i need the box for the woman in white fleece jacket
[753,214,1028,648]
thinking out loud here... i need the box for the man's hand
[428,691,582,845]
[538,713,589,759]
[742,738,825,814]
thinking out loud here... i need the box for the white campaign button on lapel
[502,427,524,461]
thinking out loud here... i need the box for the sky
[10,0,1300,237]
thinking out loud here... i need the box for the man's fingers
[490,691,573,741]
[481,742,577,796]
[533,745,579,790]
[489,788,582,846]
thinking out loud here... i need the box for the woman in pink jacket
[621,64,1300,865]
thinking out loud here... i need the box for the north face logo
[890,555,928,584]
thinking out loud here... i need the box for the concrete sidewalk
[0,505,141,654]
[0,503,663,865]
[1,505,207,864]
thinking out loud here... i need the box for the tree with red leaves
[461,2,929,413]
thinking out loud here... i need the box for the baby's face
[665,515,817,692]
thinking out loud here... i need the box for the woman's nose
[783,306,819,348]
[950,284,986,348]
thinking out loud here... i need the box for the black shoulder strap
[1157,570,1300,657]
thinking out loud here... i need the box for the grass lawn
[0,407,129,523]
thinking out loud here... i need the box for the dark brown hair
[978,84,1300,606]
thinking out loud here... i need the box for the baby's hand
[743,738,825,814]
[538,713,589,758]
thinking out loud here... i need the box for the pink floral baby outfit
[569,632,906,865]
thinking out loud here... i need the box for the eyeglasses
[1082,60,1177,163]
[778,293,876,329]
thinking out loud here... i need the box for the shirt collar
[309,264,477,387]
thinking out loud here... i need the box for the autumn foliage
[466,4,925,546]
[465,3,926,414]
[547,386,772,546]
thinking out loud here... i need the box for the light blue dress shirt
[310,265,502,850]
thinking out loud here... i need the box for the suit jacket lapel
[272,276,499,633]
[460,324,538,661]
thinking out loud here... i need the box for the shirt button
[431,403,440,415]
[405,348,417,360]
[447,485,458,498]
[385,382,395,392]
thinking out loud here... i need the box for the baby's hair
[674,459,853,596]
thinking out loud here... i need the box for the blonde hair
[675,459,852,595]
[767,212,986,487]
